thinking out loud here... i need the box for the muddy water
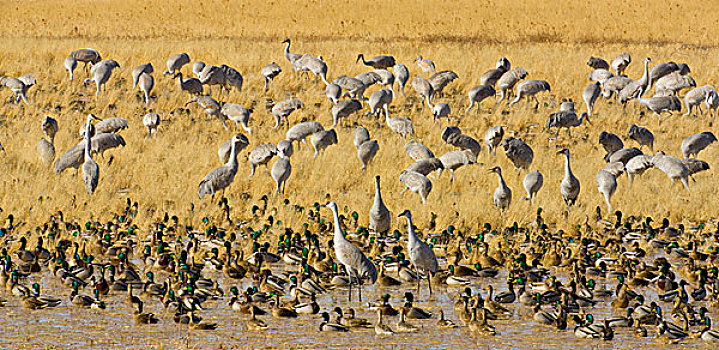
[0,259,708,349]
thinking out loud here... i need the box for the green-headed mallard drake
[403,292,431,319]
[696,316,719,343]
[29,283,61,307]
[319,311,349,332]
[294,293,320,315]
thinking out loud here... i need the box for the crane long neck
[227,139,238,168]
[641,59,650,91]
[284,42,291,58]
[563,153,572,178]
[84,118,92,159]
[497,171,506,188]
[330,206,347,244]
[404,214,419,248]
[360,54,367,65]
[374,179,382,205]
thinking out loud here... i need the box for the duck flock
[1,42,719,346]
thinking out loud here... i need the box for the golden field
[0,0,717,233]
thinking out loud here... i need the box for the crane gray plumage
[522,170,543,204]
[84,60,120,96]
[496,67,528,104]
[81,115,100,194]
[625,154,654,184]
[502,137,534,172]
[197,65,226,94]
[627,124,654,152]
[404,139,434,161]
[618,58,651,104]
[393,64,409,96]
[192,61,205,78]
[398,209,438,295]
[143,113,160,138]
[466,85,496,113]
[198,135,242,199]
[683,85,716,117]
[163,53,190,77]
[509,79,550,107]
[217,133,249,163]
[55,143,85,174]
[681,132,717,158]
[399,170,432,203]
[138,72,154,106]
[332,99,362,128]
[598,131,624,159]
[367,89,392,118]
[415,56,435,73]
[559,100,575,112]
[587,57,609,70]
[271,157,291,195]
[356,54,395,69]
[42,116,58,143]
[248,143,277,177]
[411,76,433,108]
[445,133,481,157]
[323,201,377,302]
[583,82,601,116]
[611,53,631,76]
[131,63,153,91]
[607,148,643,165]
[94,117,128,135]
[440,126,461,143]
[480,58,510,87]
[294,54,329,85]
[588,69,613,84]
[369,175,391,234]
[602,161,625,177]
[428,71,458,98]
[652,152,690,189]
[557,148,580,211]
[311,129,338,157]
[272,97,303,129]
[173,72,203,96]
[353,126,371,148]
[682,158,710,177]
[654,72,695,96]
[261,62,282,91]
[333,76,365,99]
[596,169,618,212]
[355,71,381,88]
[432,103,450,125]
[1,75,34,104]
[357,139,379,170]
[186,96,228,129]
[547,110,590,138]
[64,56,78,81]
[277,139,293,159]
[649,61,680,87]
[69,48,101,70]
[405,158,443,176]
[90,133,126,158]
[489,166,512,223]
[384,105,414,137]
[325,83,341,104]
[485,125,504,156]
[219,64,243,94]
[601,75,632,99]
[286,121,324,149]
[37,138,55,167]
[438,150,476,183]
[282,39,302,65]
[706,90,719,122]
[372,69,395,92]
[221,103,253,134]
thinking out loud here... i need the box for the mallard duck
[29,283,61,307]
[377,264,402,287]
[374,309,394,335]
[571,315,599,339]
[319,311,349,332]
[396,308,419,333]
[494,281,516,303]
[696,316,719,343]
[133,300,159,324]
[294,293,320,315]
[607,307,635,327]
[188,311,218,330]
[657,320,687,343]
[533,304,556,325]
[468,308,496,336]
[437,309,458,328]
[21,296,49,310]
[271,295,297,318]
[633,319,648,337]
[484,286,511,315]
[370,294,398,316]
[403,292,432,319]
[246,306,268,331]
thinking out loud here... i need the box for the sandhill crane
[326,83,342,104]
[185,95,228,129]
[1,75,34,104]
[173,72,203,97]
[466,85,496,113]
[294,54,329,85]
[91,133,126,159]
[583,82,601,116]
[445,133,481,158]
[502,137,534,173]
[218,133,250,163]
[323,201,377,301]
[95,117,128,134]
[357,139,379,170]
[706,90,719,123]
[198,64,226,95]
[272,97,303,129]
[406,158,443,178]
[433,103,450,125]
[81,115,99,194]
[654,72,696,96]
[331,99,362,128]
[683,85,716,117]
[440,125,461,143]
[137,72,154,106]
[428,71,458,98]
[399,170,432,203]
[373,69,395,92]
[612,53,631,76]
[485,125,504,156]
[367,89,392,118]
[355,72,381,88]
[607,148,643,165]
[588,69,613,84]
[398,209,438,295]
[84,60,120,96]
[682,158,710,177]
[369,175,390,234]
[681,132,717,158]
[353,126,370,148]
[277,140,293,159]
[625,154,654,184]
[496,67,528,104]
[509,79,550,108]
[522,170,543,204]
[248,143,278,177]
[333,76,366,99]
[271,157,291,195]
[587,57,609,70]
[602,161,625,177]
[598,131,624,159]
[282,39,302,65]
[438,150,475,183]
[221,103,253,134]
[37,138,55,167]
[480,58,510,87]
[55,143,85,174]
[411,76,433,108]
[42,116,58,143]
[143,113,160,138]
[131,63,153,90]
[311,129,338,157]
[546,111,590,139]
[198,135,242,200]
[618,58,651,105]
[404,139,434,160]
[356,54,395,69]
[489,166,512,223]
[163,53,190,77]
[286,121,324,149]
[64,57,78,81]
[415,56,435,73]
[192,61,205,78]
[557,148,580,213]
[596,169,618,213]
[652,152,690,189]
[69,48,101,71]
[601,75,632,99]
[261,62,282,91]
[384,105,414,137]
[649,61,680,86]
[627,124,654,152]
[219,64,243,94]
[393,64,409,96]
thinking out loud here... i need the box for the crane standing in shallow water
[398,209,438,295]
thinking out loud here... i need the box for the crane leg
[346,266,353,302]
[415,264,421,295]
[428,272,433,296]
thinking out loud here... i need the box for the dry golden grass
[0,0,716,232]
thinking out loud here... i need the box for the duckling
[133,300,159,324]
[319,311,349,332]
[246,306,268,331]
[374,308,394,335]
[437,309,458,328]
[396,308,419,333]
[403,292,432,319]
